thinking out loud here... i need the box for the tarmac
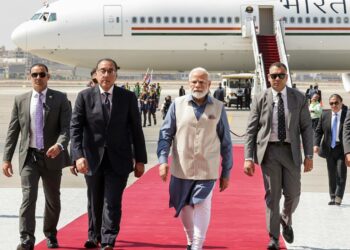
[0,82,350,250]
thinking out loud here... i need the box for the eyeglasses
[97,68,116,75]
[31,72,47,78]
[269,73,287,80]
[190,80,206,84]
[329,102,339,106]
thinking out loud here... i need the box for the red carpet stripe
[36,146,286,249]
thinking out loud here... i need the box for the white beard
[191,90,208,99]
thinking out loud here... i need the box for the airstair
[249,20,292,94]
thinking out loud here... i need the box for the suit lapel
[286,87,297,128]
[109,85,120,126]
[92,86,105,123]
[23,92,32,132]
[266,89,273,126]
[44,89,54,124]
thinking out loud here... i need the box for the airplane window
[297,17,302,23]
[227,17,232,23]
[156,17,161,23]
[172,17,177,23]
[188,17,193,23]
[116,17,120,23]
[164,17,169,23]
[313,17,318,23]
[305,17,310,23]
[321,17,326,23]
[203,17,209,23]
[336,17,341,23]
[132,17,137,23]
[180,17,185,23]
[41,12,49,21]
[344,17,349,23]
[48,13,57,22]
[211,17,217,23]
[140,17,145,23]
[234,17,240,23]
[329,17,334,24]
[148,17,153,23]
[219,17,224,23]
[196,17,201,23]
[31,13,42,20]
[290,17,295,23]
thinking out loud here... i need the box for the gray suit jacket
[342,109,350,155]
[3,88,71,173]
[244,87,313,166]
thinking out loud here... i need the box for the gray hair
[188,67,210,80]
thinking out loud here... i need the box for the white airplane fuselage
[11,0,350,71]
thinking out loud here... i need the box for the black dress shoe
[187,245,192,250]
[47,236,59,248]
[280,217,294,243]
[85,239,99,248]
[328,200,336,205]
[267,237,279,250]
[100,245,113,250]
[17,243,34,250]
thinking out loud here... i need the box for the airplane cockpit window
[41,12,49,21]
[321,17,326,23]
[48,13,57,22]
[219,17,224,23]
[313,17,318,23]
[156,16,161,23]
[140,17,145,23]
[336,17,341,23]
[344,17,349,23]
[164,17,169,23]
[196,17,201,23]
[329,17,334,23]
[227,17,232,23]
[132,17,137,23]
[172,17,177,23]
[31,13,42,20]
[203,17,209,23]
[148,17,153,23]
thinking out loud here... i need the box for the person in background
[156,82,162,97]
[161,95,172,120]
[157,67,232,250]
[147,85,158,126]
[213,82,225,102]
[133,82,141,98]
[87,68,97,88]
[244,62,313,250]
[139,86,149,127]
[2,63,71,250]
[244,82,252,109]
[314,94,348,206]
[70,58,147,249]
[313,83,322,104]
[309,93,322,131]
[236,85,244,110]
[305,84,314,102]
[179,85,186,96]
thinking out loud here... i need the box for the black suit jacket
[70,85,147,176]
[314,105,348,158]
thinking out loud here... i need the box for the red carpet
[36,146,286,249]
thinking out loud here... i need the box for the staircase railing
[249,20,267,94]
[275,20,292,87]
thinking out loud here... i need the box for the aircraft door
[104,5,122,36]
[259,7,274,35]
[240,5,259,37]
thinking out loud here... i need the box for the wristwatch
[305,155,313,160]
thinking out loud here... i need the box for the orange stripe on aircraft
[132,27,241,31]
[286,27,350,31]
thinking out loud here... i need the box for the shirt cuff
[221,169,231,179]
[158,155,168,165]
[57,143,64,151]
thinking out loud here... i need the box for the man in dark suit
[2,63,71,250]
[314,94,348,205]
[244,62,313,250]
[70,58,147,250]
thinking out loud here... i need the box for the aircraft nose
[11,23,28,50]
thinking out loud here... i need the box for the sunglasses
[329,102,339,106]
[270,73,286,80]
[31,72,47,78]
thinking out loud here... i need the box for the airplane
[11,0,350,89]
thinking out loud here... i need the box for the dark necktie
[331,113,338,148]
[277,92,286,142]
[35,93,44,149]
[103,92,110,124]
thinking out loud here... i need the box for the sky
[0,0,44,49]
